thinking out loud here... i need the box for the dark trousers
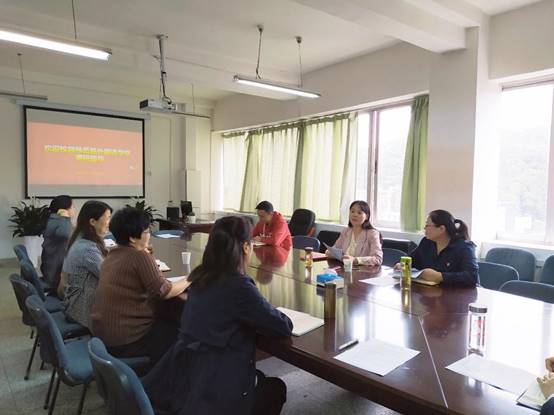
[252,370,287,415]
[107,319,179,366]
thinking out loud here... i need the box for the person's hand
[325,249,331,257]
[393,263,402,271]
[253,236,262,242]
[145,245,154,255]
[546,356,554,372]
[420,269,443,283]
[537,373,554,398]
[342,254,355,261]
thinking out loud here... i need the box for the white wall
[0,69,213,259]
[213,43,433,132]
[490,0,554,80]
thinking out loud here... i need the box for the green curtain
[296,114,356,222]
[400,95,429,231]
[222,133,248,211]
[240,125,300,215]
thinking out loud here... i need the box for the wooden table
[152,234,554,415]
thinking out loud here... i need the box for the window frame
[496,80,554,244]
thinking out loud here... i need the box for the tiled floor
[0,261,400,414]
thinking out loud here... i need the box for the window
[354,104,412,228]
[496,83,554,243]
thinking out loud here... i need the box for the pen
[338,339,359,351]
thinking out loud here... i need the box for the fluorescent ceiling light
[233,75,321,99]
[0,29,111,60]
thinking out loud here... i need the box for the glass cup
[181,251,191,265]
[343,257,353,272]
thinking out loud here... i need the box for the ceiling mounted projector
[140,35,210,119]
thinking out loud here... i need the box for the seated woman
[143,216,293,415]
[91,207,190,364]
[41,195,75,292]
[62,201,112,329]
[402,210,479,287]
[326,200,383,266]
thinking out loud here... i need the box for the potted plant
[9,198,50,267]
[126,198,161,223]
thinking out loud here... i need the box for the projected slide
[25,107,144,198]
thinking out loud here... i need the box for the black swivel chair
[288,209,316,236]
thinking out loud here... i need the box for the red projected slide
[27,122,143,186]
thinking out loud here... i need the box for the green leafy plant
[9,200,50,237]
[126,198,161,223]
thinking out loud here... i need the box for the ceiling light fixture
[233,25,320,99]
[0,29,111,61]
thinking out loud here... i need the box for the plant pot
[23,235,43,268]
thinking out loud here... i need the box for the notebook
[518,379,547,411]
[276,307,324,336]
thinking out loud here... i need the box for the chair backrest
[499,280,554,304]
[316,230,341,254]
[20,258,46,301]
[292,236,320,251]
[382,248,407,267]
[9,274,38,327]
[88,338,154,415]
[152,229,184,237]
[485,247,536,281]
[382,238,416,255]
[288,209,316,236]
[13,244,30,262]
[25,295,66,367]
[540,255,554,286]
[477,261,519,291]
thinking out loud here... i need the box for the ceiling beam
[403,0,484,27]
[293,0,467,52]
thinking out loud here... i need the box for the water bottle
[400,256,412,291]
[304,247,314,268]
[468,303,487,353]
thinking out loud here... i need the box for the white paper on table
[166,276,187,283]
[391,269,424,279]
[446,354,536,396]
[253,241,266,247]
[156,259,171,272]
[276,307,324,336]
[323,243,343,261]
[360,275,397,287]
[104,238,116,247]
[155,234,181,239]
[334,338,420,376]
[518,378,547,410]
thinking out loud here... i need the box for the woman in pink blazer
[327,200,383,266]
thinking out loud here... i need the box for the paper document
[391,269,424,279]
[156,259,171,272]
[446,354,536,395]
[166,276,187,283]
[104,238,116,247]
[323,243,343,261]
[276,307,324,336]
[334,338,420,376]
[253,241,266,247]
[518,379,547,411]
[360,275,397,287]
[155,234,181,239]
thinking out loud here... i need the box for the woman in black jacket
[143,216,293,415]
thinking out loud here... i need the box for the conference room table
[151,233,554,415]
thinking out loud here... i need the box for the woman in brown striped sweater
[91,207,189,364]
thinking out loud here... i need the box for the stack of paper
[446,354,536,395]
[166,276,187,283]
[104,238,116,247]
[276,307,324,336]
[334,338,420,376]
[155,234,181,239]
[360,276,396,287]
[323,243,343,261]
[253,241,266,247]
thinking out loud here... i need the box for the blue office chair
[20,259,64,312]
[316,230,341,254]
[88,338,155,415]
[477,261,519,291]
[292,235,320,251]
[499,280,554,304]
[25,295,93,415]
[152,229,184,237]
[15,245,53,293]
[382,238,417,255]
[10,275,89,380]
[539,255,554,286]
[485,247,536,281]
[382,248,406,267]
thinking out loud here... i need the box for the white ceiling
[465,0,542,14]
[0,0,543,102]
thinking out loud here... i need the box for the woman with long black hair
[143,215,293,415]
[62,200,112,328]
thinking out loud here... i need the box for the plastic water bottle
[468,303,487,354]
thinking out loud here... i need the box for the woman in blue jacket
[401,210,479,287]
[143,216,293,415]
